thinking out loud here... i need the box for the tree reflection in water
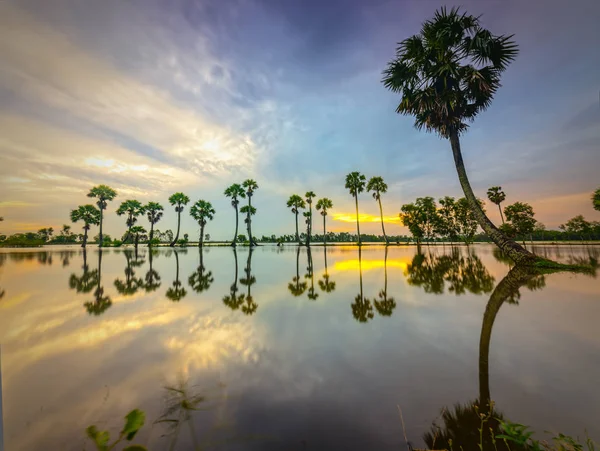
[318,246,336,294]
[84,249,112,316]
[374,246,396,316]
[144,248,162,292]
[305,248,319,300]
[166,249,187,302]
[0,253,5,299]
[288,247,307,297]
[351,247,374,323]
[223,248,245,311]
[239,248,258,315]
[69,249,97,294]
[188,248,214,293]
[114,249,145,296]
[421,266,562,451]
[405,247,495,295]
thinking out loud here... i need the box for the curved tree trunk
[497,204,505,225]
[295,211,301,245]
[171,209,181,247]
[449,132,536,265]
[148,222,154,247]
[98,208,104,248]
[232,204,239,247]
[378,197,389,244]
[354,195,362,245]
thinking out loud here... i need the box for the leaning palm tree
[287,194,306,245]
[145,201,164,246]
[486,186,506,224]
[367,176,390,244]
[345,172,366,245]
[168,192,190,247]
[315,198,333,246]
[87,185,117,247]
[304,191,316,246]
[189,200,215,247]
[116,200,145,243]
[70,204,101,248]
[224,184,246,246]
[593,187,600,212]
[382,7,536,265]
[242,179,259,246]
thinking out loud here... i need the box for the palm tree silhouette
[304,191,316,246]
[367,176,390,245]
[114,249,145,296]
[70,204,101,248]
[87,185,117,247]
[116,200,145,243]
[144,249,162,292]
[287,194,306,245]
[168,192,190,247]
[145,201,164,245]
[224,184,246,246]
[316,198,333,246]
[242,179,259,247]
[487,186,507,225]
[189,200,215,248]
[345,172,366,245]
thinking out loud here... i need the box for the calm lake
[0,244,598,450]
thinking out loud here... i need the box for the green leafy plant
[86,409,147,451]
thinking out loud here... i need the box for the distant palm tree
[315,198,333,246]
[224,184,246,246]
[345,172,366,245]
[129,225,147,249]
[189,200,215,247]
[487,186,506,224]
[382,7,536,265]
[168,193,190,247]
[116,200,145,243]
[304,191,316,246]
[593,187,600,212]
[367,176,390,244]
[166,250,187,302]
[70,204,101,248]
[87,185,117,247]
[287,194,306,245]
[145,201,164,245]
[242,179,259,246]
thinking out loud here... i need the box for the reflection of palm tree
[223,248,245,311]
[374,247,396,316]
[305,248,318,300]
[69,250,98,294]
[239,249,258,315]
[166,250,187,302]
[188,248,214,293]
[405,248,495,295]
[318,247,336,294]
[84,250,112,316]
[351,248,374,323]
[144,249,162,292]
[422,266,553,450]
[114,249,144,296]
[288,247,307,297]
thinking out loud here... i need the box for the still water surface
[0,245,598,450]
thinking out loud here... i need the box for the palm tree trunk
[306,205,312,247]
[354,195,361,245]
[384,246,388,297]
[295,211,301,244]
[358,247,363,297]
[248,197,255,246]
[323,214,327,246]
[497,204,505,224]
[449,132,536,265]
[174,250,180,284]
[82,226,88,248]
[199,223,204,247]
[99,208,104,248]
[232,204,239,247]
[171,209,181,247]
[233,248,238,286]
[134,234,139,250]
[378,197,389,244]
[149,222,154,247]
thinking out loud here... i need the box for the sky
[0,0,599,239]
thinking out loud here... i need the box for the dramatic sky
[0,0,598,239]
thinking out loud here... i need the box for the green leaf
[123,446,148,451]
[121,409,146,441]
[86,425,110,451]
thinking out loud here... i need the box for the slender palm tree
[168,193,190,247]
[315,198,333,246]
[486,186,506,224]
[242,179,259,246]
[367,176,390,244]
[224,184,246,246]
[189,200,215,247]
[287,194,306,245]
[70,204,101,248]
[145,201,164,246]
[87,185,117,247]
[116,200,145,243]
[304,191,316,246]
[345,172,366,245]
[382,7,536,265]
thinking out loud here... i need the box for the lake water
[0,244,598,450]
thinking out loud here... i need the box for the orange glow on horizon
[332,213,401,224]
[333,258,410,272]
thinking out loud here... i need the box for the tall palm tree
[593,187,600,212]
[486,186,506,224]
[189,200,215,247]
[304,191,316,246]
[382,7,536,265]
[145,201,164,246]
[116,200,145,243]
[345,172,366,245]
[224,184,246,246]
[87,185,117,247]
[315,198,333,246]
[367,176,390,244]
[168,193,190,247]
[70,204,101,248]
[242,179,259,246]
[287,194,306,245]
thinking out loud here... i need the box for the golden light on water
[332,213,401,224]
[333,258,410,272]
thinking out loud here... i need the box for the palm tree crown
[316,198,333,215]
[116,200,145,228]
[242,179,258,196]
[487,187,506,205]
[382,6,518,138]
[367,176,388,200]
[287,194,306,213]
[70,205,101,230]
[345,172,366,197]
[169,192,191,212]
[224,184,246,207]
[87,185,117,210]
[146,202,164,224]
[190,200,215,226]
